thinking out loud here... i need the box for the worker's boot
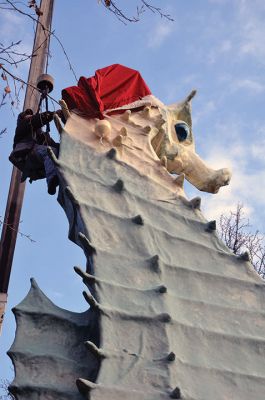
[47,175,59,195]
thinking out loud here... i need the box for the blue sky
[1,0,265,386]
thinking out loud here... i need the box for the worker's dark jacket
[10,111,59,179]
[13,111,58,149]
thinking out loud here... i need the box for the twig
[0,216,36,243]
[100,0,174,24]
[218,203,265,278]
[0,64,61,106]
[5,0,78,81]
[141,0,174,21]
[0,127,7,137]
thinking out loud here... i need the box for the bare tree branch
[141,0,174,20]
[0,0,78,122]
[0,128,7,138]
[0,40,34,66]
[0,216,36,242]
[0,379,15,400]
[0,63,60,106]
[3,0,78,81]
[0,127,7,137]
[99,0,174,24]
[0,0,173,131]
[218,203,265,279]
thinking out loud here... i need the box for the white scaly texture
[9,106,265,400]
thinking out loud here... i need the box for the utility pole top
[0,0,55,336]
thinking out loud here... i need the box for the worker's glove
[55,109,63,119]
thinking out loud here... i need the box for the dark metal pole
[0,0,55,333]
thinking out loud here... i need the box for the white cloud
[207,39,232,64]
[251,132,265,161]
[220,40,232,52]
[237,0,265,63]
[187,118,265,231]
[195,160,256,225]
[208,0,230,3]
[200,0,265,68]
[0,10,25,40]
[193,100,216,126]
[0,9,33,102]
[49,290,63,299]
[147,21,174,48]
[230,79,265,94]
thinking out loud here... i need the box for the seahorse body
[8,92,265,400]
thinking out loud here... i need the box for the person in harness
[10,108,62,195]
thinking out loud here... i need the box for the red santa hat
[62,64,162,119]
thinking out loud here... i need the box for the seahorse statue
[8,65,265,400]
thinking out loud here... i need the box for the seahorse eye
[174,123,190,142]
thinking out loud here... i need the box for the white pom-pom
[94,119,111,140]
